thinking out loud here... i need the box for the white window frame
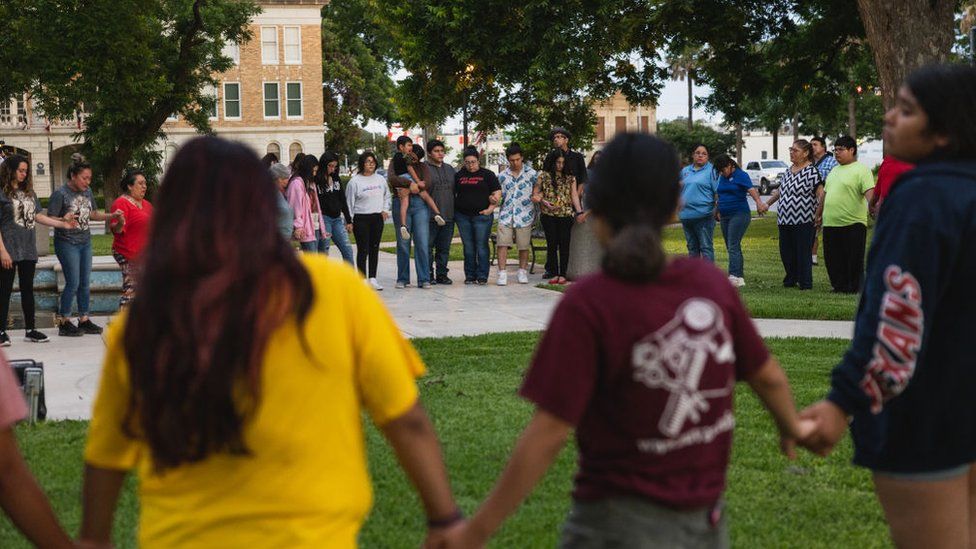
[263,82,281,119]
[261,26,278,65]
[222,41,240,65]
[285,81,303,119]
[283,26,302,65]
[223,82,241,120]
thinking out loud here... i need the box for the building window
[595,117,605,142]
[283,26,301,64]
[164,143,178,169]
[1,100,12,125]
[286,82,303,119]
[223,83,241,119]
[615,116,627,135]
[289,142,303,162]
[261,26,278,65]
[267,142,281,160]
[263,82,280,118]
[204,84,218,120]
[640,116,649,133]
[16,99,26,125]
[222,41,240,65]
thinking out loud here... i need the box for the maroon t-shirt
[520,258,769,509]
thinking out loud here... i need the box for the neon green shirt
[823,161,875,227]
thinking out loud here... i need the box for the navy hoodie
[827,160,976,472]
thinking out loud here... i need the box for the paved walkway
[12,249,853,420]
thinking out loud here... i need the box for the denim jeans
[54,238,92,317]
[429,219,455,279]
[681,215,716,262]
[455,211,492,281]
[298,233,324,253]
[322,214,355,264]
[719,211,751,277]
[393,195,431,285]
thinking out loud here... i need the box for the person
[714,154,767,287]
[48,154,124,337]
[78,136,461,549]
[566,150,604,281]
[388,139,436,289]
[797,63,976,549]
[390,137,445,240]
[435,133,813,549]
[765,140,824,291]
[286,154,328,253]
[533,149,578,285]
[542,127,587,279]
[495,143,537,286]
[260,152,279,168]
[819,136,875,294]
[109,170,154,311]
[679,144,718,262]
[346,151,391,290]
[0,155,77,345]
[315,152,355,264]
[0,352,74,547]
[454,148,501,285]
[810,136,838,266]
[869,156,914,216]
[424,140,457,285]
[270,163,294,241]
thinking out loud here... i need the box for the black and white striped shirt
[777,165,823,225]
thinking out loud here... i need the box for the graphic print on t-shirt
[632,298,736,453]
[69,194,92,231]
[12,192,36,230]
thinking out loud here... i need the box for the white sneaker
[369,277,383,291]
[517,269,529,284]
[812,254,818,265]
[736,276,746,287]
[497,271,508,286]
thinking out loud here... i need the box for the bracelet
[427,508,464,529]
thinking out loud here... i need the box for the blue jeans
[720,211,751,277]
[455,211,492,281]
[299,232,326,253]
[681,215,716,262]
[429,219,455,278]
[54,239,92,317]
[322,215,355,264]
[393,195,431,285]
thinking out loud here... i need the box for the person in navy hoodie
[798,64,976,548]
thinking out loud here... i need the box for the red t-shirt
[875,156,914,204]
[110,196,154,261]
[520,258,769,509]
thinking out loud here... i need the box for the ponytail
[67,152,91,180]
[601,223,666,282]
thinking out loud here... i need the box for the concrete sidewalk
[12,249,854,421]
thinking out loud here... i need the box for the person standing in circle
[533,149,578,285]
[47,154,124,337]
[315,152,355,264]
[109,170,154,311]
[346,151,390,290]
[287,155,327,253]
[679,144,718,262]
[454,148,501,285]
[0,155,78,345]
[714,154,767,288]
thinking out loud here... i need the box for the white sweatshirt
[345,173,391,216]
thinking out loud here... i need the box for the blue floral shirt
[497,166,538,228]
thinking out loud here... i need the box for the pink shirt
[286,177,327,243]
[0,353,27,429]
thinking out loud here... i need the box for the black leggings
[0,260,37,331]
[353,213,384,278]
[541,215,573,277]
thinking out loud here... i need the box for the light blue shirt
[497,166,538,228]
[679,163,718,220]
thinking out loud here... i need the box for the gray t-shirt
[0,189,41,262]
[48,184,94,244]
[425,160,457,220]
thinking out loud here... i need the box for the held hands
[381,211,390,221]
[424,521,487,549]
[293,228,305,241]
[478,207,494,216]
[756,202,769,216]
[796,400,849,457]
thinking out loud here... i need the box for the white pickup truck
[744,159,789,195]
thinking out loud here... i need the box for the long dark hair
[543,148,573,182]
[315,152,341,191]
[712,154,738,174]
[0,154,33,197]
[589,133,681,282]
[122,137,314,471]
[293,154,318,192]
[906,64,976,160]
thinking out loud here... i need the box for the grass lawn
[1,334,888,548]
[48,234,114,256]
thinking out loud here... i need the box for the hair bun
[70,152,86,164]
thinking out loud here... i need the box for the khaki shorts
[497,224,532,250]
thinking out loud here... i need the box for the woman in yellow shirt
[79,137,460,548]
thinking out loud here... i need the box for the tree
[5,0,258,196]
[666,46,703,130]
[657,119,736,164]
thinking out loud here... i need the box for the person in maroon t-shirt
[110,170,152,310]
[869,156,914,217]
[435,133,815,549]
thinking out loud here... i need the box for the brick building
[590,91,657,156]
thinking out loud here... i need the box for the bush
[657,119,736,164]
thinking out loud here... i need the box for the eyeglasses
[833,147,848,152]
[788,147,800,153]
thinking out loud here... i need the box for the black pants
[778,223,815,290]
[0,260,37,331]
[823,224,867,293]
[541,215,573,277]
[353,213,384,278]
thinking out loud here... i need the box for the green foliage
[657,119,737,164]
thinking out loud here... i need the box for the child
[392,137,445,239]
[437,133,815,548]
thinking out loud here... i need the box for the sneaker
[728,275,746,288]
[395,281,407,289]
[59,320,83,337]
[497,271,508,286]
[400,225,411,239]
[78,319,103,335]
[464,279,475,285]
[542,271,554,279]
[0,332,9,347]
[517,269,529,284]
[436,275,453,285]
[477,279,488,285]
[434,215,446,226]
[368,277,383,291]
[24,330,49,343]
[420,282,432,289]
[812,254,818,265]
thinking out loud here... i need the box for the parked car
[744,159,789,194]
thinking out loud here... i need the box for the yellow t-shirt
[84,255,425,548]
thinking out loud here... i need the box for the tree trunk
[687,75,693,130]
[856,0,954,110]
[848,97,857,139]
[735,123,743,164]
[792,113,799,142]
[771,126,779,159]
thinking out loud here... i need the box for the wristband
[427,508,464,529]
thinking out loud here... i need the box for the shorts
[559,496,728,549]
[873,463,971,482]
[496,224,532,250]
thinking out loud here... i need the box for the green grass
[47,234,114,256]
[1,335,888,548]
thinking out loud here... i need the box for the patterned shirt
[537,172,576,218]
[498,166,538,228]
[777,164,823,225]
[815,153,839,181]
